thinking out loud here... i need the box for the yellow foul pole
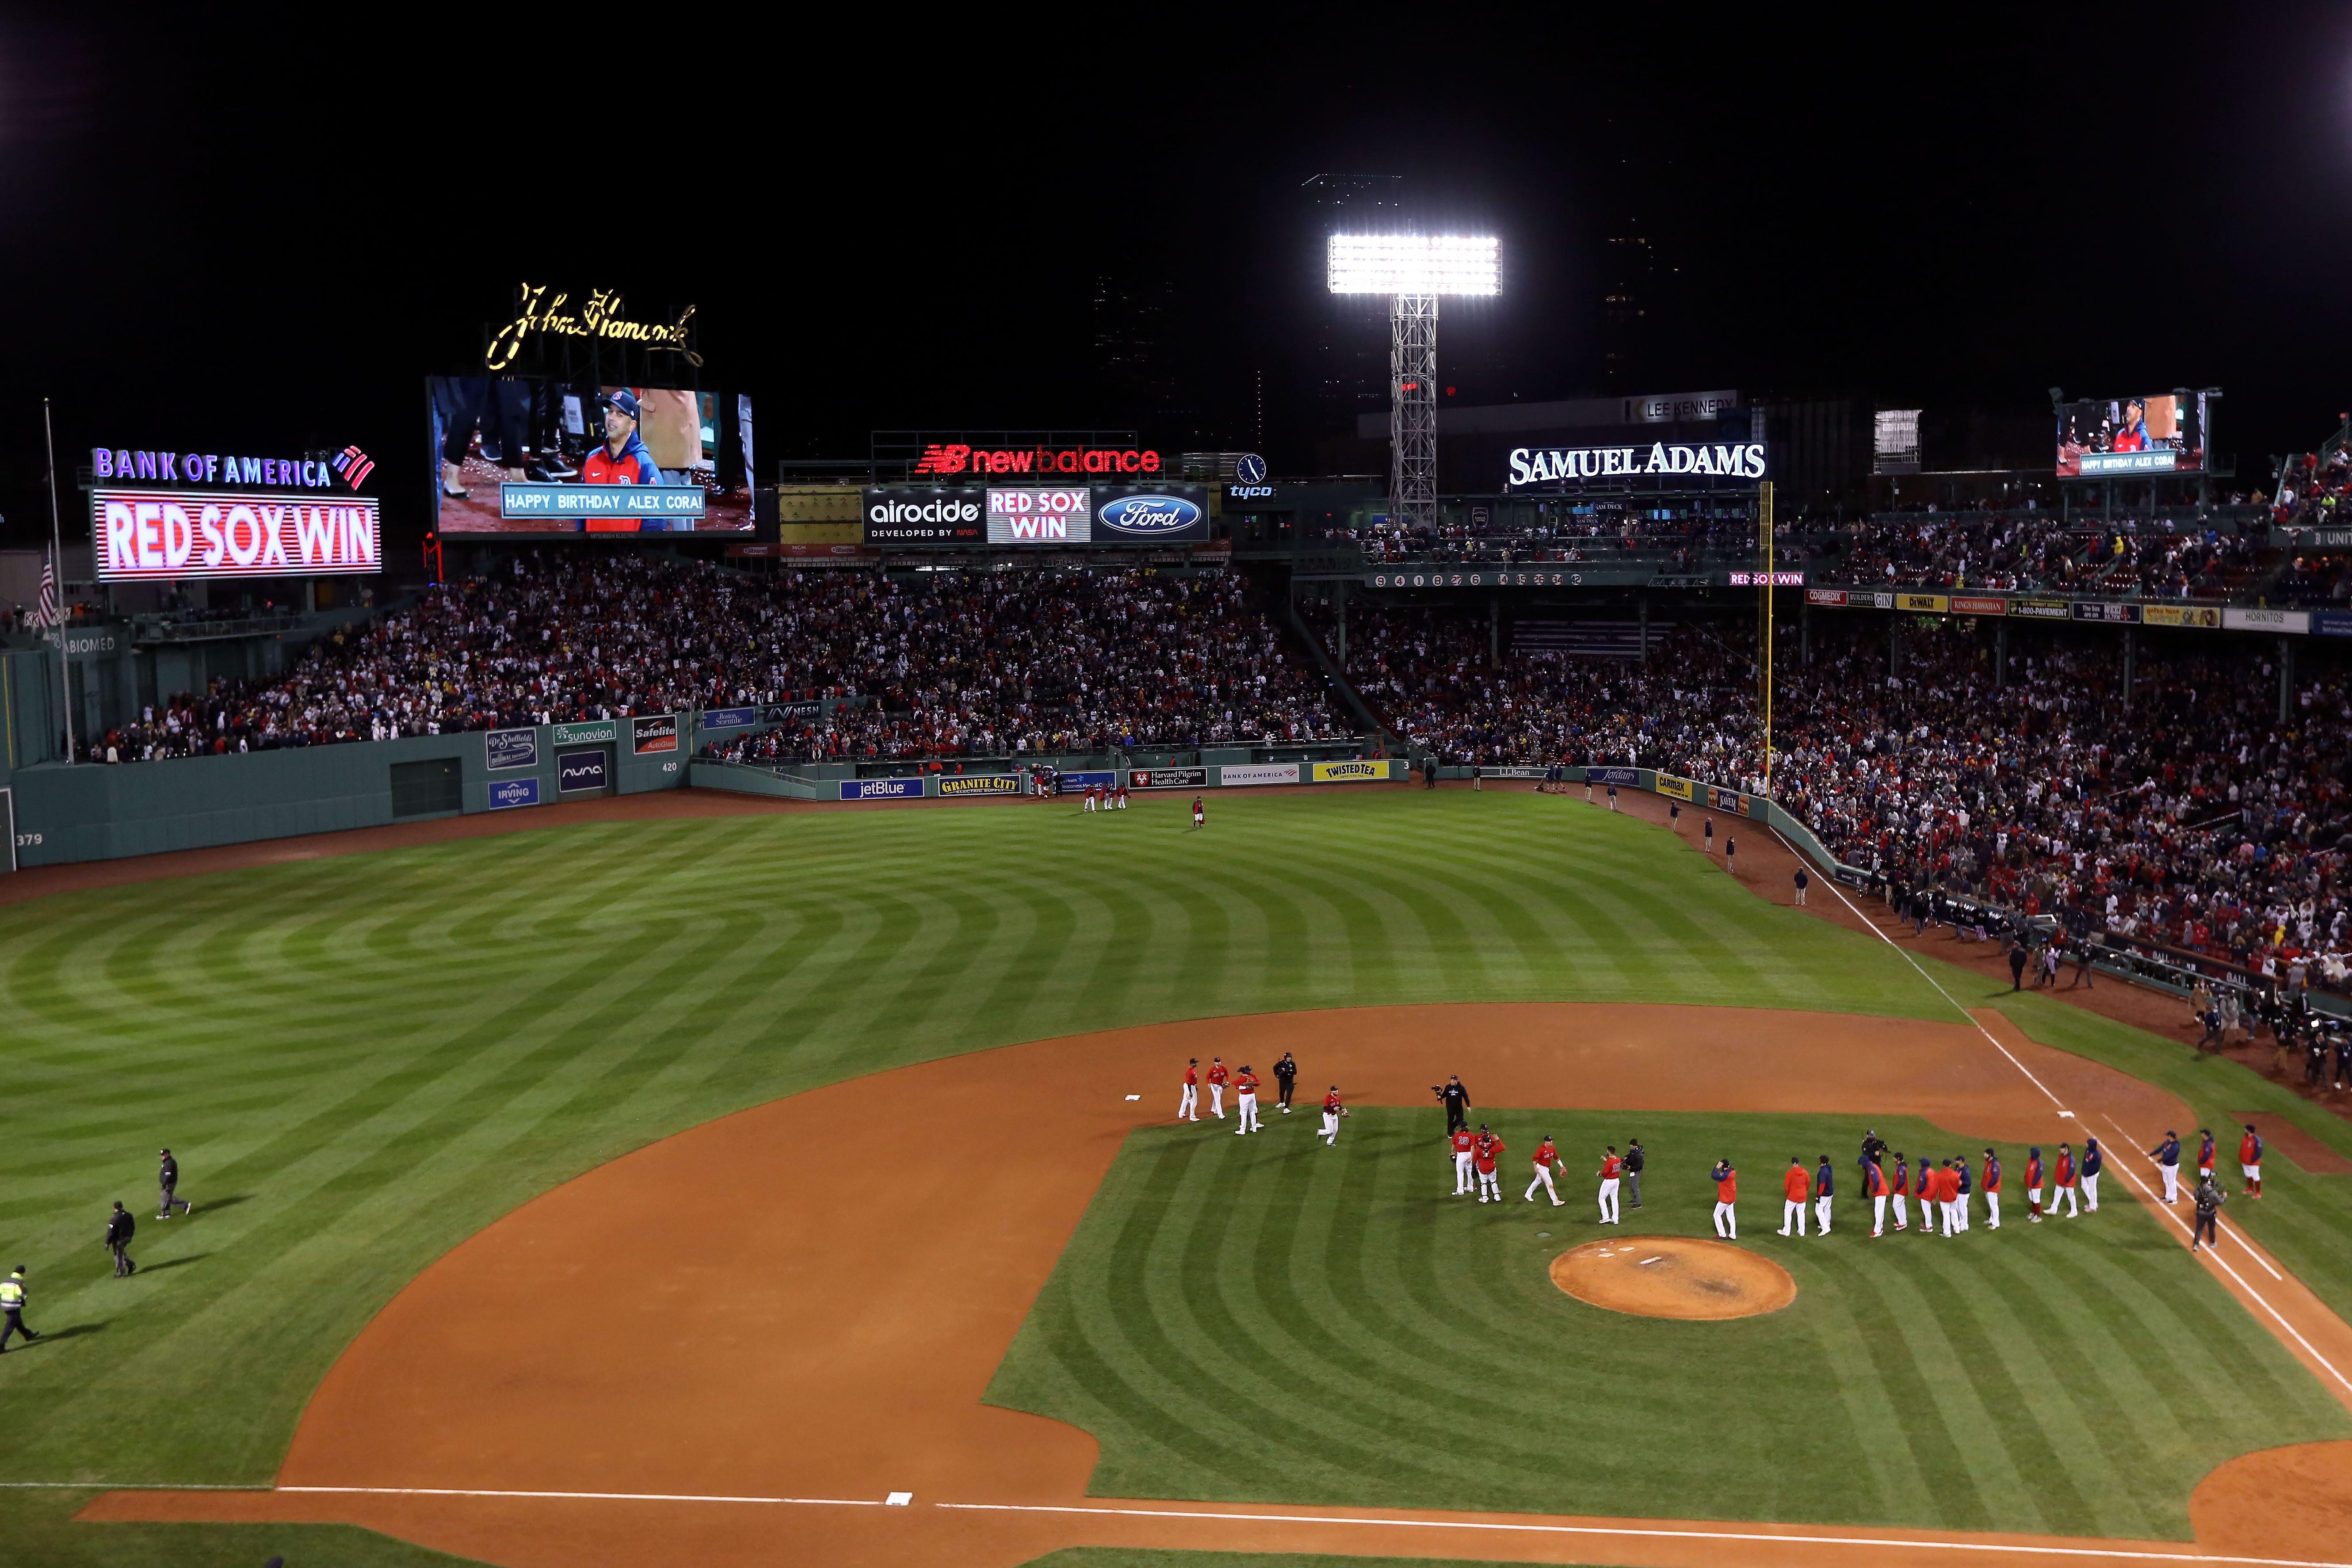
[1759,481,1774,798]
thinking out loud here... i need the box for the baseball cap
[599,389,641,422]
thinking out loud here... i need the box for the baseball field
[5,784,2352,1568]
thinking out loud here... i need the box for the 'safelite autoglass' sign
[94,489,382,580]
[1506,443,1768,487]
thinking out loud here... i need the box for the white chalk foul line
[936,1500,2352,1567]
[1781,828,2352,1400]
[275,1485,883,1506]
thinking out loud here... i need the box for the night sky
[3,7,2346,549]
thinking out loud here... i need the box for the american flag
[31,551,60,630]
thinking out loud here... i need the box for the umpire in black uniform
[1624,1138,1646,1207]
[1273,1053,1300,1114]
[1435,1075,1472,1136]
[158,1148,191,1218]
[106,1202,137,1277]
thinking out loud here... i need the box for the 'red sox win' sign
[94,488,382,580]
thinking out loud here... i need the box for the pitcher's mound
[1549,1236,1796,1319]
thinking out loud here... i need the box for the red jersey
[1783,1166,1810,1202]
[1206,1063,1229,1086]
[1451,1129,1475,1158]
[1535,1139,1558,1168]
[1982,1156,2001,1192]
[2240,1131,2263,1164]
[2053,1151,2075,1186]
[2026,1154,2043,1188]
[1939,1167,1962,1202]
[1915,1165,1936,1199]
[1474,1137,1504,1174]
[1865,1161,1888,1197]
[1715,1167,1738,1203]
[1893,1160,1909,1195]
[2198,1135,2216,1169]
[1598,1151,1620,1179]
[1183,1064,1197,1086]
[1323,1089,1343,1113]
[1234,1071,1259,1095]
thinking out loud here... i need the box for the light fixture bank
[1506,442,1769,487]
[1327,234,1500,296]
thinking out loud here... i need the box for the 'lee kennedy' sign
[1507,442,1768,487]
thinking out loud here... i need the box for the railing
[130,611,309,644]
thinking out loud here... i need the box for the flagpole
[44,396,74,766]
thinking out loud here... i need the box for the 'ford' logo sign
[1097,495,1204,536]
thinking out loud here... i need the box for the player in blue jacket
[581,389,678,532]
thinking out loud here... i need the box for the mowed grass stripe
[985,1106,2352,1535]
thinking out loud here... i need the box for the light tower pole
[1328,234,1498,532]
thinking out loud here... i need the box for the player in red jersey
[1916,1157,1940,1237]
[1523,1135,1564,1206]
[1451,1125,1476,1196]
[1114,782,1128,810]
[1890,1153,1911,1231]
[1779,1157,1811,1236]
[1318,1085,1345,1146]
[1593,1143,1622,1219]
[1178,1057,1199,1122]
[1473,1126,1505,1203]
[1191,795,1204,828]
[1711,1159,1739,1238]
[1981,1147,2003,1229]
[1204,1057,1229,1119]
[2239,1123,2264,1196]
[1232,1065,1261,1134]
[1866,1154,1890,1236]
[2025,1145,2045,1221]
[2048,1142,2079,1218]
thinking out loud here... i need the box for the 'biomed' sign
[95,488,382,580]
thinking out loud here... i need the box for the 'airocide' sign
[94,488,382,580]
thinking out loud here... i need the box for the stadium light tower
[1328,234,1499,530]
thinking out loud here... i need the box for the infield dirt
[83,1000,2352,1568]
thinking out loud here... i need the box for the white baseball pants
[1985,1191,2001,1227]
[1871,1195,1887,1234]
[1781,1198,1807,1236]
[1814,1194,1832,1233]
[2050,1183,2079,1217]
[1892,1194,1908,1228]
[2081,1172,2099,1209]
[1320,1111,1339,1144]
[1478,1168,1501,1200]
[1713,1201,1737,1238]
[1236,1092,1259,1133]
[1179,1084,1197,1120]
[1596,1176,1619,1221]
[1210,1084,1224,1117]
[2158,1165,2178,1203]
[1455,1152,1474,1194]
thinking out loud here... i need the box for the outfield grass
[0,788,2345,1566]
[984,1106,2349,1537]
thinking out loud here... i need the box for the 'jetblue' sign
[840,777,921,800]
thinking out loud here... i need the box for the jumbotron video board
[428,375,756,536]
[2055,390,2207,477]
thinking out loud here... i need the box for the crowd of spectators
[2273,439,2352,530]
[1820,517,2264,597]
[83,553,1346,765]
[1314,599,2352,992]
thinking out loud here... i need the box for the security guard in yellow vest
[0,1266,34,1351]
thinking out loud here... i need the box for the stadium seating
[87,553,1345,765]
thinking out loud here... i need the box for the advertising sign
[1897,593,1948,613]
[488,777,542,810]
[499,484,706,524]
[1506,442,1768,488]
[553,719,619,745]
[2056,390,2207,477]
[2073,601,2139,623]
[631,713,679,755]
[485,727,538,771]
[556,748,609,793]
[840,777,922,800]
[1310,760,1389,783]
[1655,775,1695,801]
[939,774,1021,796]
[1055,771,1119,793]
[700,707,756,729]
[94,489,382,580]
[985,487,1092,544]
[1950,596,2008,617]
[863,488,985,546]
[1587,767,1642,786]
[2223,607,2310,633]
[761,701,822,722]
[1805,589,1849,607]
[1129,766,1208,789]
[1219,763,1301,787]
[1094,487,1210,543]
[2313,610,2352,638]
[2012,598,2071,620]
[1709,786,1752,816]
[2139,604,2220,629]
[1727,571,1805,587]
[912,443,1162,476]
